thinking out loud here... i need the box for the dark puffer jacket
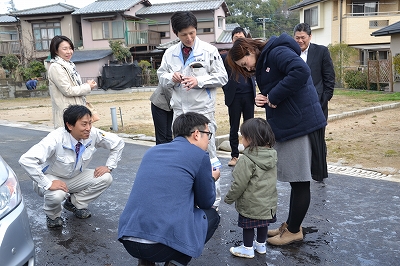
[256,33,326,142]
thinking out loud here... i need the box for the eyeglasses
[191,130,213,140]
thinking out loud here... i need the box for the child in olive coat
[224,118,277,258]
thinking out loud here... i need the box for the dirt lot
[1,89,399,176]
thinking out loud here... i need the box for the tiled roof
[288,0,324,11]
[45,49,114,63]
[10,3,77,16]
[226,23,240,31]
[371,21,400,36]
[217,30,233,43]
[71,49,113,63]
[73,0,149,15]
[217,23,249,43]
[0,15,18,23]
[156,38,180,50]
[136,0,230,16]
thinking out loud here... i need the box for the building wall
[312,1,334,46]
[80,3,147,50]
[213,7,226,44]
[80,13,126,50]
[19,14,79,59]
[143,9,225,44]
[75,56,113,79]
[391,35,400,92]
[341,15,392,45]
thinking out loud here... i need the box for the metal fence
[81,73,159,89]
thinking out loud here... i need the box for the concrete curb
[328,102,400,121]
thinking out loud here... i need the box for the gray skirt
[275,134,312,182]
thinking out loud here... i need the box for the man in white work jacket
[19,104,125,228]
[157,11,228,210]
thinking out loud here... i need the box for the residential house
[5,0,231,85]
[9,3,114,82]
[288,0,400,67]
[0,15,19,57]
[372,21,400,92]
[9,3,81,62]
[73,0,230,69]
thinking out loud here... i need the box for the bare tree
[7,0,17,13]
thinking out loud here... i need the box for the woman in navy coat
[226,33,327,246]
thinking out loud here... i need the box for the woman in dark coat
[226,33,327,245]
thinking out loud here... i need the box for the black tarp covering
[100,63,142,90]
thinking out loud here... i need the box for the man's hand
[182,76,198,91]
[49,180,68,192]
[212,168,220,182]
[94,166,112,178]
[172,72,183,83]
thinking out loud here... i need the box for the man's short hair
[63,105,92,132]
[231,26,247,40]
[172,112,210,138]
[293,23,311,36]
[171,11,197,35]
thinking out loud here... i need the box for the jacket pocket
[49,155,75,177]
[269,98,302,130]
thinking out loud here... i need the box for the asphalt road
[1,124,399,266]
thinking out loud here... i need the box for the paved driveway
[1,124,399,265]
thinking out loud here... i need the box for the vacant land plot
[1,89,399,176]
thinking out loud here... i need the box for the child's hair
[240,118,275,152]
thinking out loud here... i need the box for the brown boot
[267,228,303,246]
[267,222,287,237]
[138,259,155,266]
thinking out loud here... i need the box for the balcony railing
[125,30,161,50]
[0,40,21,55]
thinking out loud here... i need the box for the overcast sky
[0,0,184,14]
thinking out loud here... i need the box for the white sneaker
[253,240,266,254]
[229,245,254,258]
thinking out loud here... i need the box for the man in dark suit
[222,27,256,166]
[294,23,335,182]
[293,23,335,120]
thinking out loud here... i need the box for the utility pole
[257,18,272,40]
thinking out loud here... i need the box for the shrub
[344,69,367,90]
[1,54,19,78]
[109,40,131,63]
[28,61,46,78]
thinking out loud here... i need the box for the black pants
[121,208,220,265]
[151,103,173,145]
[228,93,254,158]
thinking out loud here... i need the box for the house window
[197,21,214,34]
[304,6,318,27]
[32,22,61,51]
[92,21,124,40]
[149,23,170,39]
[218,17,223,28]
[160,32,170,38]
[369,20,388,28]
[368,50,388,60]
[351,1,378,16]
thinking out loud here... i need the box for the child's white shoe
[229,245,255,258]
[253,240,267,254]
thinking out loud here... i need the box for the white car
[0,155,35,266]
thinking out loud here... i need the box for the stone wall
[0,78,49,99]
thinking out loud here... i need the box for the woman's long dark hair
[226,38,267,81]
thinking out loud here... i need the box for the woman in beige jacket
[48,35,97,128]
